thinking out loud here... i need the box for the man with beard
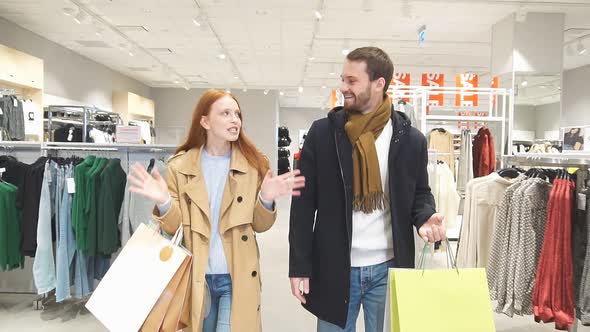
[288,47,445,332]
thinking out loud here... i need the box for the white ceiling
[1,0,590,108]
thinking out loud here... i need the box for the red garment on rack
[472,126,495,178]
[533,178,575,331]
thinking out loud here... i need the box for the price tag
[67,178,76,193]
[13,98,18,107]
[0,106,3,115]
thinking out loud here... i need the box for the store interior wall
[0,17,151,111]
[513,103,561,140]
[152,88,279,169]
[278,107,325,160]
[534,102,561,139]
[562,64,590,127]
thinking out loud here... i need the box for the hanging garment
[456,130,473,193]
[428,130,455,176]
[0,181,24,271]
[55,164,76,303]
[119,159,167,246]
[85,158,108,256]
[573,169,589,324]
[32,160,61,294]
[72,156,97,252]
[23,100,42,139]
[457,173,521,269]
[579,188,590,325]
[0,96,25,141]
[533,178,576,331]
[17,156,47,256]
[96,158,126,256]
[427,162,460,229]
[398,103,418,128]
[473,126,496,178]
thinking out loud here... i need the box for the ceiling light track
[192,0,245,86]
[69,0,190,88]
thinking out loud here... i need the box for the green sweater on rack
[97,158,127,256]
[0,182,24,271]
[72,156,96,252]
[85,158,108,256]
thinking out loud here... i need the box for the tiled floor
[1,198,588,331]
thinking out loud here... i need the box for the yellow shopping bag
[386,240,496,332]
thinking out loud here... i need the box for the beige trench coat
[153,145,277,332]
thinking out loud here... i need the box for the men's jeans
[203,274,232,332]
[317,259,394,332]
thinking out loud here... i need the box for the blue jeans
[203,274,232,332]
[317,259,394,332]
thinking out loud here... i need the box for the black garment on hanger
[17,156,47,257]
[147,158,155,173]
[54,125,84,142]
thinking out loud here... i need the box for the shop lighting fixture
[308,56,315,61]
[226,89,231,93]
[74,10,90,24]
[174,79,180,84]
[314,10,323,20]
[234,76,239,80]
[298,86,304,93]
[263,89,269,95]
[192,18,201,27]
[521,80,528,87]
[577,40,587,55]
[63,7,77,17]
[242,87,248,92]
[218,53,226,60]
[322,85,327,89]
[184,84,190,91]
[279,91,284,96]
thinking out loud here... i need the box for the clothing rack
[0,142,176,306]
[504,153,589,332]
[504,153,590,169]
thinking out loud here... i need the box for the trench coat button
[237,196,243,203]
[394,138,400,143]
[251,270,257,277]
[242,235,248,241]
[344,299,348,304]
[257,304,260,311]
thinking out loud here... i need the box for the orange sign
[421,73,444,107]
[388,73,411,102]
[491,76,499,107]
[455,73,479,107]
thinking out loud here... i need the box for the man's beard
[343,85,372,112]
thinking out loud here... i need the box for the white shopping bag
[86,223,190,332]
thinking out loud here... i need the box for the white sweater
[351,118,394,267]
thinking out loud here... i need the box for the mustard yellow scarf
[344,98,392,213]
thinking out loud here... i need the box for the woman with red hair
[128,89,304,331]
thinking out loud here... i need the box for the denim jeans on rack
[32,160,59,294]
[56,164,76,303]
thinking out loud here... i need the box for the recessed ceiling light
[174,79,180,84]
[341,49,350,56]
[129,51,134,57]
[226,89,231,93]
[242,88,248,92]
[218,53,226,59]
[63,7,77,16]
[298,86,304,93]
[322,85,327,89]
[279,91,284,96]
[308,56,315,61]
[314,10,323,20]
[329,72,335,76]
[577,40,587,55]
[263,89,269,95]
[192,18,201,27]
[521,80,528,87]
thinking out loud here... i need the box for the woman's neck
[205,139,231,156]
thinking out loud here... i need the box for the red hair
[176,89,270,179]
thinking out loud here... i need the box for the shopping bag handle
[151,221,184,247]
[418,239,459,275]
